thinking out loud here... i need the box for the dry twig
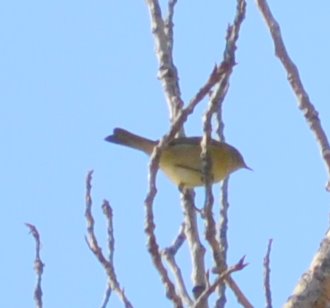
[180,189,207,301]
[145,0,183,120]
[26,223,44,308]
[162,224,193,306]
[256,0,330,191]
[144,166,183,307]
[85,171,133,308]
[264,239,273,308]
[165,0,177,56]
[255,0,330,306]
[200,1,253,306]
[194,257,248,308]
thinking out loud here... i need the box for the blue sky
[1,1,330,307]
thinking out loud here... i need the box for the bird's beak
[244,163,253,171]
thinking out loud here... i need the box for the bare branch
[100,200,115,308]
[200,87,220,301]
[224,276,254,308]
[199,1,251,306]
[165,0,178,55]
[100,288,112,308]
[145,0,183,120]
[194,257,248,308]
[256,0,330,191]
[144,3,211,303]
[163,224,193,306]
[144,1,251,307]
[180,189,207,301]
[102,200,115,264]
[200,89,217,305]
[85,171,133,308]
[164,223,186,256]
[26,223,44,308]
[144,166,183,307]
[264,239,273,308]
[144,197,183,306]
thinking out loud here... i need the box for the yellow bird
[105,128,250,188]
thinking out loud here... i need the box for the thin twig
[145,0,183,120]
[264,239,273,308]
[198,1,251,307]
[193,257,248,307]
[201,0,249,306]
[165,0,178,55]
[215,177,230,307]
[163,224,193,306]
[102,201,115,265]
[194,0,248,304]
[163,223,186,256]
[215,89,229,308]
[200,91,217,306]
[256,0,330,191]
[180,189,207,301]
[225,276,254,308]
[144,183,183,307]
[85,171,133,308]
[101,200,115,308]
[26,223,44,308]
[201,63,227,305]
[100,288,112,308]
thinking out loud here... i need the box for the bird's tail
[105,128,156,155]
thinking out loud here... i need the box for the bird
[105,128,250,188]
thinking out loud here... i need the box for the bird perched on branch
[105,128,250,188]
